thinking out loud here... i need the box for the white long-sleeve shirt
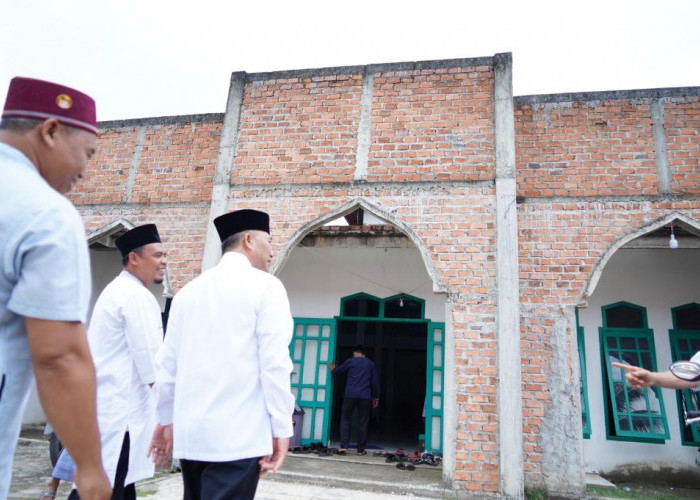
[88,270,163,485]
[156,251,294,462]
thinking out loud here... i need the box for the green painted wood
[599,326,670,441]
[669,326,700,445]
[425,322,445,453]
[290,318,336,445]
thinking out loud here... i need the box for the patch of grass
[525,487,548,500]
[587,486,689,500]
[136,489,157,497]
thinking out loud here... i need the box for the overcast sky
[1,0,698,121]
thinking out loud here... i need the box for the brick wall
[72,55,699,495]
[665,97,700,194]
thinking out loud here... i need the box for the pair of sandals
[396,462,416,471]
[39,492,56,500]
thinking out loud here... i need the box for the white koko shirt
[156,251,295,462]
[88,270,163,485]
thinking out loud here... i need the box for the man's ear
[128,251,140,266]
[37,118,60,148]
[243,231,255,249]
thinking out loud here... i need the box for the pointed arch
[272,197,447,293]
[579,212,700,306]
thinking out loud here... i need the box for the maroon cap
[2,77,97,135]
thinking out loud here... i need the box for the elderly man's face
[249,230,274,272]
[45,125,96,194]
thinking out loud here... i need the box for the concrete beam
[201,72,247,271]
[494,52,524,500]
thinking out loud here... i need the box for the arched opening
[276,200,447,453]
[576,214,700,475]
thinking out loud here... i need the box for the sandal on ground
[39,491,56,500]
[337,448,347,456]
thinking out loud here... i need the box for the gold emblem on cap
[55,94,73,110]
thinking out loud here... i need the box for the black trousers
[180,456,261,500]
[68,432,135,500]
[339,397,371,451]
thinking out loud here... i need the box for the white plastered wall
[278,245,446,322]
[580,248,700,472]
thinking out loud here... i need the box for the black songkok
[213,209,270,242]
[115,224,161,258]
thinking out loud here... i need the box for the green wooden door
[425,321,445,452]
[289,318,335,445]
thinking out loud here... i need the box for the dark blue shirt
[332,356,379,400]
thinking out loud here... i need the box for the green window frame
[576,309,591,438]
[599,302,670,442]
[669,303,700,446]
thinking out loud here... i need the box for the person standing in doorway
[331,345,380,455]
[69,224,167,500]
[150,209,295,500]
[0,77,110,500]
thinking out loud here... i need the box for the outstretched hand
[148,424,173,468]
[259,437,290,477]
[611,362,653,388]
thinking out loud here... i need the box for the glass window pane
[291,363,300,384]
[433,346,443,368]
[619,337,635,350]
[433,329,443,343]
[384,297,422,319]
[318,364,328,386]
[343,297,380,317]
[607,337,617,349]
[637,338,648,350]
[676,306,700,330]
[432,370,441,392]
[302,407,312,439]
[302,340,318,384]
[301,388,314,401]
[314,408,324,440]
[293,339,302,360]
[432,395,441,411]
[307,324,319,338]
[322,325,331,338]
[605,304,644,328]
[296,323,304,336]
[431,416,441,447]
[320,340,329,362]
[317,388,325,401]
[618,416,631,431]
[291,386,298,398]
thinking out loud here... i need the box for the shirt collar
[0,142,40,176]
[220,251,252,268]
[120,269,145,286]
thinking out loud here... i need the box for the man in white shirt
[71,224,166,500]
[0,77,110,500]
[151,209,294,500]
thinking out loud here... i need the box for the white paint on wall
[278,245,446,321]
[579,248,700,472]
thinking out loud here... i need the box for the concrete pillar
[354,68,375,181]
[201,72,247,271]
[494,52,524,499]
[123,125,146,203]
[651,99,671,194]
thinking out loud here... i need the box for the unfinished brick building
[59,53,699,497]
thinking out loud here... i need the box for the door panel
[425,322,445,452]
[290,318,335,444]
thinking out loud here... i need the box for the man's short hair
[221,231,249,253]
[0,117,42,133]
[353,344,366,355]
[121,245,145,266]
